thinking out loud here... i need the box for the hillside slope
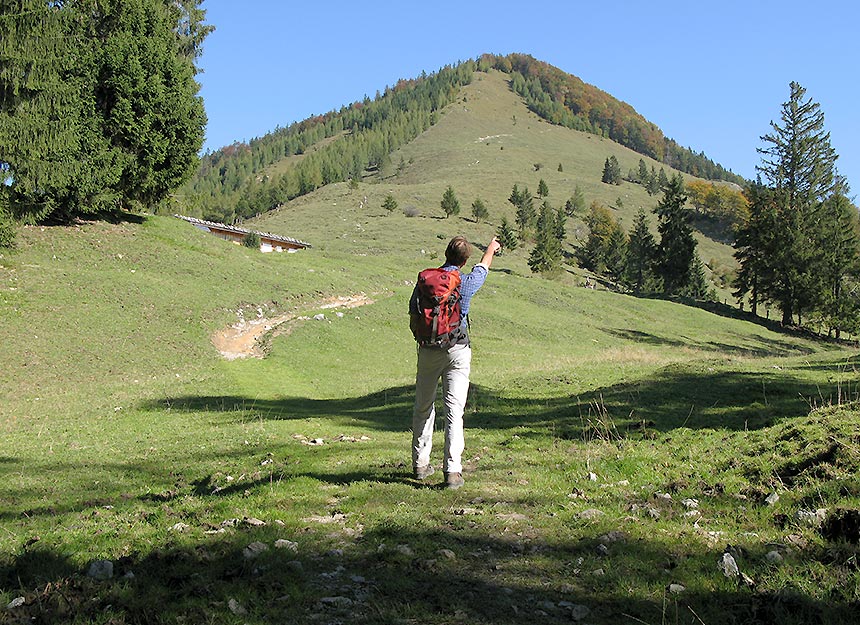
[251,69,735,292]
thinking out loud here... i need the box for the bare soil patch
[211,294,374,360]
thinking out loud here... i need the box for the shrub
[403,205,420,218]
[242,232,261,249]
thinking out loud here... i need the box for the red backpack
[410,268,464,347]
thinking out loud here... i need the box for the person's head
[445,235,472,267]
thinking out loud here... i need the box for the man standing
[409,235,501,489]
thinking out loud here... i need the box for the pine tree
[601,156,622,185]
[515,187,536,240]
[471,197,489,222]
[529,201,562,273]
[637,159,649,185]
[496,217,518,253]
[684,252,711,299]
[605,225,628,284]
[753,82,841,325]
[816,184,860,338]
[733,181,777,315]
[565,184,586,216]
[382,194,398,213]
[654,173,696,296]
[0,0,211,222]
[646,166,660,195]
[538,178,549,198]
[624,208,659,293]
[441,185,460,218]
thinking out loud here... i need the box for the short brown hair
[445,236,472,266]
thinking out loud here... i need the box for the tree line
[480,53,745,186]
[180,63,475,224]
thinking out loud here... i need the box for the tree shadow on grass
[603,327,816,358]
[140,356,844,440]
[2,518,856,624]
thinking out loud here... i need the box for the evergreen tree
[508,183,523,208]
[654,173,696,295]
[816,185,860,338]
[471,197,489,222]
[657,167,669,190]
[605,225,628,284]
[623,208,659,293]
[496,217,518,253]
[537,178,549,198]
[752,82,841,325]
[684,252,711,299]
[733,181,777,315]
[441,185,460,218]
[382,193,398,213]
[514,187,536,240]
[553,204,567,243]
[0,0,210,222]
[601,155,622,185]
[529,201,563,273]
[646,166,660,195]
[637,159,649,184]
[565,184,586,216]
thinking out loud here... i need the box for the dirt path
[211,294,375,360]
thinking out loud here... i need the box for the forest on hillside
[176,56,743,224]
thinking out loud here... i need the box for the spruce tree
[637,159,649,185]
[496,217,518,253]
[471,197,489,222]
[538,178,549,198]
[0,0,211,222]
[624,208,659,293]
[514,187,536,240]
[654,173,696,296]
[441,185,460,218]
[816,185,860,338]
[753,82,841,325]
[382,194,398,213]
[566,184,586,216]
[529,201,562,273]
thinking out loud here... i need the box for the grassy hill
[252,70,737,296]
[1,74,858,624]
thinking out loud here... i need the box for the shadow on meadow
[141,355,847,438]
[3,519,856,624]
[602,327,816,358]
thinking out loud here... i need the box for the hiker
[409,235,501,489]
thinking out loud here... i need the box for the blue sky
[198,1,859,193]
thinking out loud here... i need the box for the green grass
[1,77,858,623]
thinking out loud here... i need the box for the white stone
[275,539,299,552]
[7,597,25,609]
[228,598,247,615]
[718,552,739,578]
[577,508,605,521]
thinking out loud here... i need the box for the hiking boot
[414,465,435,480]
[444,472,464,490]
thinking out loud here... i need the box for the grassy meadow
[1,70,859,624]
